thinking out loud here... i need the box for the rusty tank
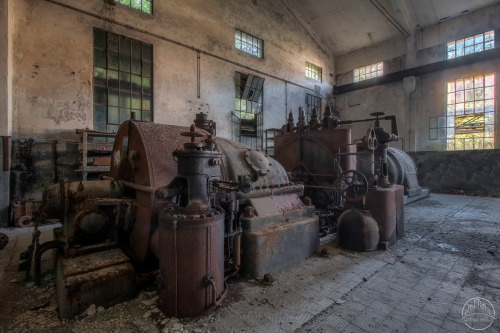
[157,126,226,317]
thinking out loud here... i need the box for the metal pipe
[100,176,156,194]
[3,136,10,171]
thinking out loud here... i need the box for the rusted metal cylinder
[364,186,402,247]
[42,180,124,219]
[337,209,379,251]
[158,211,226,317]
[340,143,357,174]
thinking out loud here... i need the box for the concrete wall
[334,3,500,152]
[411,150,500,196]
[0,0,14,226]
[11,0,333,141]
[0,0,335,225]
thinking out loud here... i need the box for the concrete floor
[0,193,499,332]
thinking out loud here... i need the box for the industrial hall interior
[0,0,499,332]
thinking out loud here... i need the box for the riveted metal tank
[337,209,379,251]
[157,125,226,317]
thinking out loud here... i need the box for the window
[444,74,495,150]
[305,93,321,122]
[233,72,264,149]
[114,0,152,14]
[447,31,494,59]
[353,62,383,82]
[305,62,322,82]
[235,29,264,58]
[93,28,153,133]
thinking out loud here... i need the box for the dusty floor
[0,193,498,332]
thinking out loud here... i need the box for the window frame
[114,0,153,14]
[305,61,322,82]
[444,74,495,150]
[447,30,495,59]
[353,62,383,82]
[93,28,154,133]
[304,93,322,122]
[235,29,264,59]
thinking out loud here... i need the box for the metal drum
[364,185,404,248]
[337,209,379,251]
[158,211,226,317]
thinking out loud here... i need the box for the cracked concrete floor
[0,193,498,332]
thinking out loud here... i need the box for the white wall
[9,0,334,141]
[334,2,500,152]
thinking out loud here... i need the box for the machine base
[56,248,137,319]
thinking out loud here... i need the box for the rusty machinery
[274,105,429,251]
[20,108,428,319]
[22,116,318,319]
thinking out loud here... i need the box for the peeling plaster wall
[333,3,500,195]
[12,0,333,141]
[1,0,14,225]
[4,0,334,224]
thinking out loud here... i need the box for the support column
[0,0,13,226]
[403,76,417,152]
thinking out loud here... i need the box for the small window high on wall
[93,28,153,133]
[114,0,152,14]
[447,31,494,59]
[444,74,495,150]
[305,62,322,82]
[235,29,264,58]
[353,62,383,82]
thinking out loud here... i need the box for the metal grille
[447,30,494,59]
[233,72,264,149]
[93,28,153,133]
[445,74,495,150]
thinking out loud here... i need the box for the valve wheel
[337,170,368,202]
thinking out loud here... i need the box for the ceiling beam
[368,0,410,37]
[279,0,332,56]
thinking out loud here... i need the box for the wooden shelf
[76,129,115,180]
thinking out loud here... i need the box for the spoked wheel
[337,170,368,203]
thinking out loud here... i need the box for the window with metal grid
[93,28,153,133]
[447,31,494,59]
[305,93,321,122]
[353,62,383,82]
[235,29,264,58]
[444,74,495,150]
[114,0,152,14]
[305,61,322,82]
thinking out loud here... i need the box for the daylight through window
[305,62,322,82]
[447,31,494,59]
[353,62,383,82]
[114,0,152,14]
[445,74,495,150]
[235,29,264,58]
[93,28,153,133]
